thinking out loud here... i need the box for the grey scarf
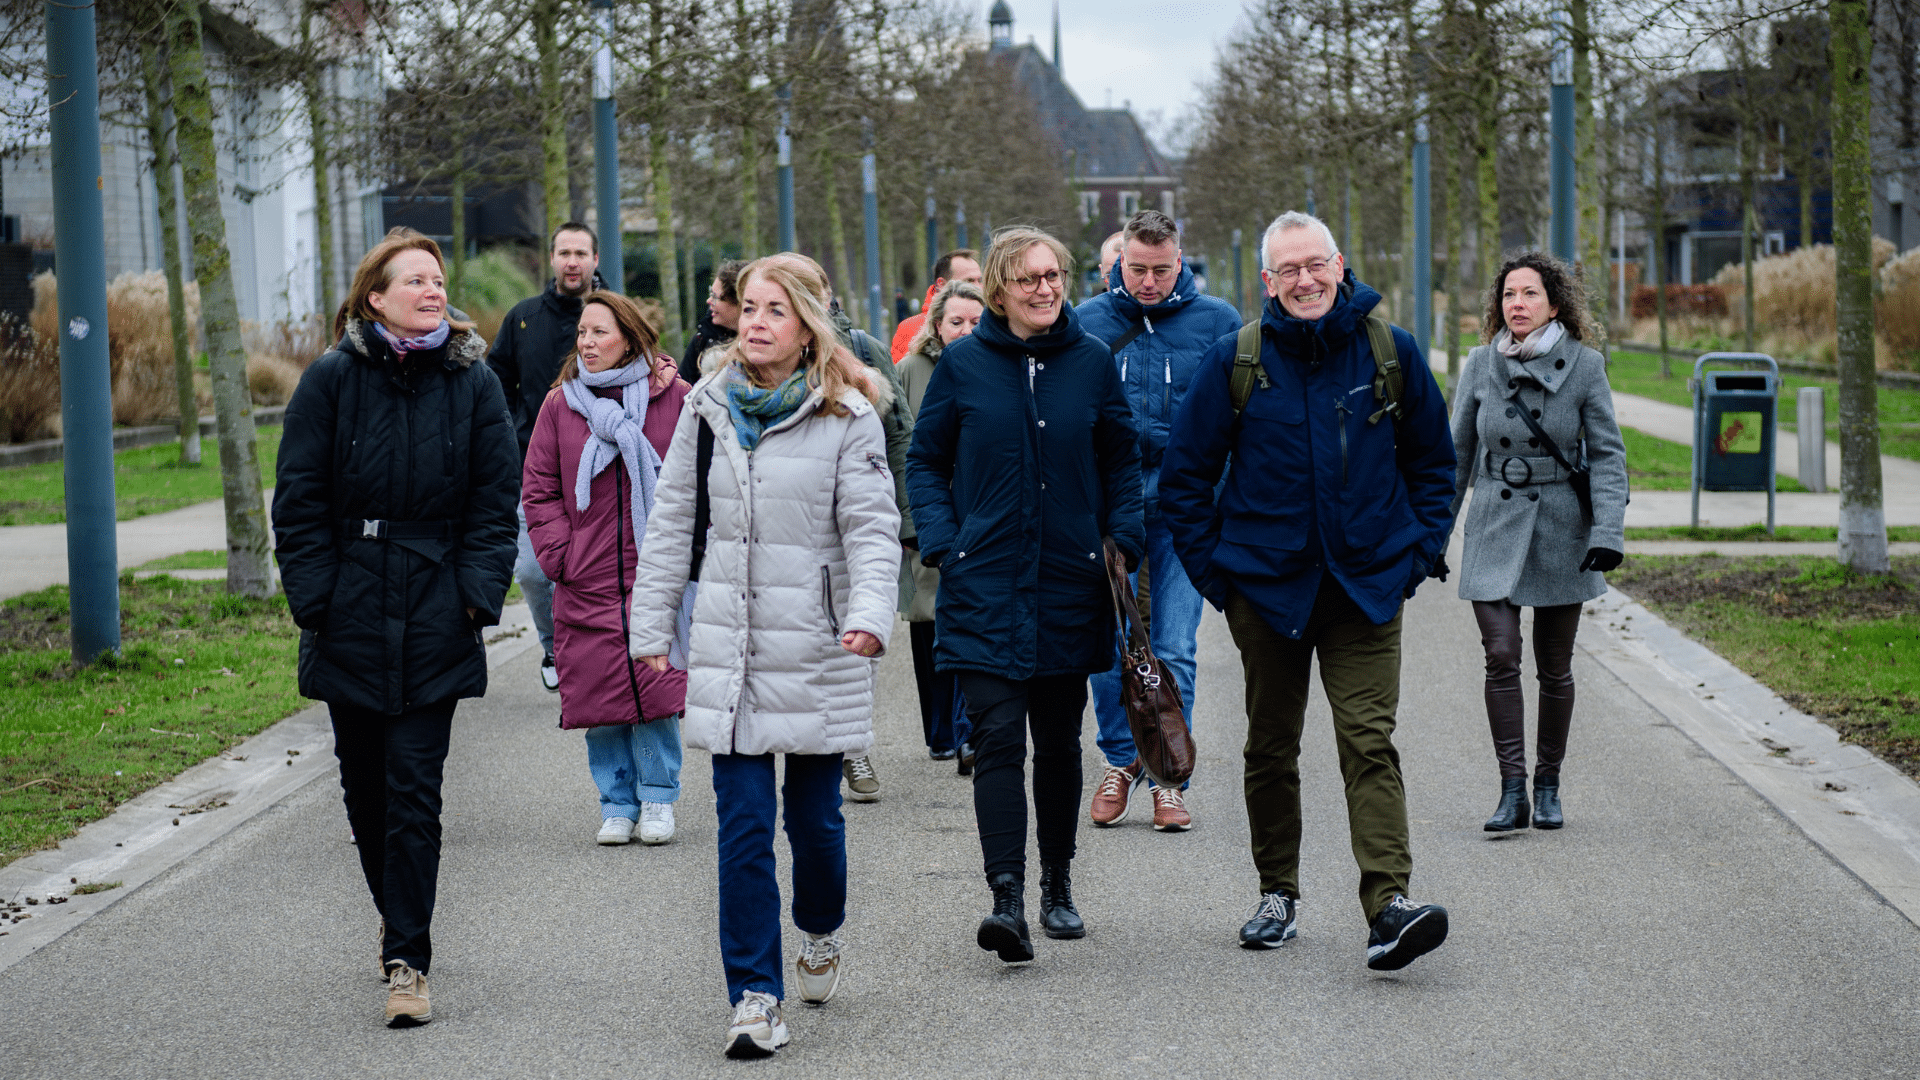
[1493,319,1565,360]
[561,361,658,557]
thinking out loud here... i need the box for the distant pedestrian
[1447,250,1628,833]
[487,223,616,696]
[628,253,900,1059]
[522,291,693,847]
[1096,230,1124,288]
[1076,209,1241,832]
[685,259,746,374]
[889,248,982,361]
[1160,211,1457,970]
[905,226,1143,964]
[274,227,519,1026]
[897,279,987,773]
[894,287,911,323]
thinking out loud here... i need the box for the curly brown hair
[1481,249,1591,344]
[552,291,661,387]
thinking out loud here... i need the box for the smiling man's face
[1262,227,1343,322]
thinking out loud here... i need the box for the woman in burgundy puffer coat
[523,291,693,846]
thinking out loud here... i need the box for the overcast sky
[992,0,1252,153]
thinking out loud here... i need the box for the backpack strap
[689,416,715,581]
[1228,321,1269,418]
[1363,314,1406,430]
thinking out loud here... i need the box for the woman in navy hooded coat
[905,227,1143,964]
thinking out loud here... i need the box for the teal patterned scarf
[725,367,811,450]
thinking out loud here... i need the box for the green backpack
[1229,314,1411,437]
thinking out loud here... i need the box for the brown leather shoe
[384,961,432,1027]
[1150,785,1192,832]
[1089,759,1143,826]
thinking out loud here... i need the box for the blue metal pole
[955,200,967,249]
[592,0,623,293]
[46,0,120,664]
[925,189,938,280]
[776,83,795,252]
[1550,9,1576,262]
[1305,164,1316,218]
[861,119,882,337]
[1413,103,1433,363]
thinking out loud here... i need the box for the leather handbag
[1102,537,1195,788]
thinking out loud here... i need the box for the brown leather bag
[1103,537,1195,788]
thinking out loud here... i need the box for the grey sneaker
[383,961,432,1027]
[794,931,843,1004]
[842,755,880,802]
[597,816,635,845]
[724,990,790,1058]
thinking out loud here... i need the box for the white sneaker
[638,802,675,845]
[724,990,790,1058]
[794,931,843,1004]
[540,652,560,692]
[597,816,635,845]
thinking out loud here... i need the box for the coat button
[1088,552,1097,559]
[1037,420,1047,428]
[1555,359,1566,369]
[1507,379,1517,389]
[1531,408,1542,419]
[1505,407,1516,418]
[1499,437,1511,448]
[1501,489,1512,500]
[1528,491,1539,502]
[1528,437,1539,447]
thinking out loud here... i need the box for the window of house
[1079,191,1100,225]
[1765,231,1786,256]
[1120,191,1140,217]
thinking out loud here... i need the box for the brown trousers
[1470,601,1582,780]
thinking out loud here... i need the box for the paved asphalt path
[4,586,1920,1078]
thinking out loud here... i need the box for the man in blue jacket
[1160,211,1456,971]
[1076,210,1241,832]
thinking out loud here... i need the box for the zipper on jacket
[1334,398,1351,487]
[1163,359,1173,419]
[821,565,840,638]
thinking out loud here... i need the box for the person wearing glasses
[1159,211,1457,971]
[906,227,1143,965]
[1076,210,1241,832]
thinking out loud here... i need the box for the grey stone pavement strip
[0,490,276,603]
[2,570,1918,1077]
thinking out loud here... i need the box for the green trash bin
[1690,352,1779,534]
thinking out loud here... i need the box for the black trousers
[909,621,968,753]
[1471,601,1582,779]
[957,671,1087,881]
[330,698,457,974]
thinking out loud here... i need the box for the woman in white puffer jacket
[628,252,900,1060]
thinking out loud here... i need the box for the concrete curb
[0,407,287,469]
[0,603,540,973]
[1579,587,1920,928]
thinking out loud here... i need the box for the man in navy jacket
[1076,210,1241,832]
[1159,211,1456,971]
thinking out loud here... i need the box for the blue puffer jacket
[905,304,1145,679]
[1077,260,1242,520]
[1159,273,1456,636]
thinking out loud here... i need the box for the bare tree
[1830,0,1887,573]
[136,5,199,466]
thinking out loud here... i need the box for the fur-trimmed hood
[338,316,486,369]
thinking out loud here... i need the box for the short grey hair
[1259,211,1339,271]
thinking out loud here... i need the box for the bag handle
[1508,387,1579,475]
[1102,537,1149,659]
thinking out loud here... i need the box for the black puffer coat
[273,318,521,714]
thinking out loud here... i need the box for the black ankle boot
[1038,864,1085,940]
[956,741,975,777]
[1532,776,1563,829]
[976,872,1033,962]
[1484,776,1531,832]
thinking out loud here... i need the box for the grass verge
[1618,426,1808,492]
[1610,555,1920,781]
[0,426,283,525]
[1625,525,1920,543]
[0,574,310,868]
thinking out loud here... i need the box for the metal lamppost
[776,82,795,252]
[1231,227,1244,318]
[955,199,967,249]
[861,118,883,336]
[1550,9,1576,262]
[925,188,939,280]
[46,0,120,663]
[591,0,623,292]
[1413,95,1433,362]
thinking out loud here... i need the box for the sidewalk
[0,492,272,602]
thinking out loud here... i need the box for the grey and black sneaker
[540,652,560,693]
[842,754,880,802]
[1365,895,1449,971]
[1239,891,1298,949]
[724,990,791,1058]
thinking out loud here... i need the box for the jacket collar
[1259,268,1381,360]
[1498,331,1581,396]
[339,317,484,370]
[542,276,601,315]
[970,303,1085,356]
[1101,257,1200,321]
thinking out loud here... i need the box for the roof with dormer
[987,43,1174,183]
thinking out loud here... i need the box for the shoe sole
[597,833,632,845]
[637,832,674,845]
[795,965,841,1005]
[724,1024,791,1059]
[845,789,880,803]
[1239,925,1298,950]
[976,920,1035,963]
[1041,912,1086,940]
[1533,816,1563,830]
[1153,818,1192,832]
[385,1008,432,1028]
[1091,776,1141,827]
[1366,909,1449,971]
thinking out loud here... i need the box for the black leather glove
[1579,547,1623,573]
[901,536,918,551]
[1428,553,1451,582]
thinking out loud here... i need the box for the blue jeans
[711,752,846,1005]
[1090,516,1202,780]
[584,719,683,820]
[515,503,555,653]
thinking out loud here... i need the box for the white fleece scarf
[1493,319,1565,360]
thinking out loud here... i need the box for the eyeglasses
[1265,258,1333,285]
[1008,269,1063,293]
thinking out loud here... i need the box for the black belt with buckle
[343,519,455,540]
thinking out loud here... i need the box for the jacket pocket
[821,565,841,639]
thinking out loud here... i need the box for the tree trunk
[1572,0,1603,324]
[1472,3,1501,288]
[534,0,569,238]
[650,126,684,355]
[740,123,761,259]
[140,30,200,467]
[301,9,335,321]
[166,0,272,598]
[819,144,856,324]
[450,151,468,304]
[1654,105,1669,376]
[1443,118,1464,393]
[1829,0,1887,574]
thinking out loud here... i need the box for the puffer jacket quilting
[626,370,902,756]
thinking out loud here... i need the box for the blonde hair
[720,253,877,415]
[336,227,474,339]
[905,280,988,360]
[980,227,1074,318]
[552,291,661,386]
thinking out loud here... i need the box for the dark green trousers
[1225,576,1412,922]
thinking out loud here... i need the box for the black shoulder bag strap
[1108,318,1148,356]
[689,416,715,581]
[1509,385,1594,522]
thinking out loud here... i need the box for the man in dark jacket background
[486,222,604,691]
[1076,210,1240,832]
[1159,211,1456,971]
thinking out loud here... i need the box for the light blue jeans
[1090,516,1202,785]
[585,719,683,820]
[515,502,555,654]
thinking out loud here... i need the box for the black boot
[1533,776,1563,829]
[1038,864,1085,940]
[1484,777,1531,832]
[956,741,975,777]
[976,872,1033,962]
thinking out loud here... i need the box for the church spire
[1052,1,1061,72]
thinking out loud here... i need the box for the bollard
[1797,385,1827,493]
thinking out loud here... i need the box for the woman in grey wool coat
[1447,250,1628,833]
